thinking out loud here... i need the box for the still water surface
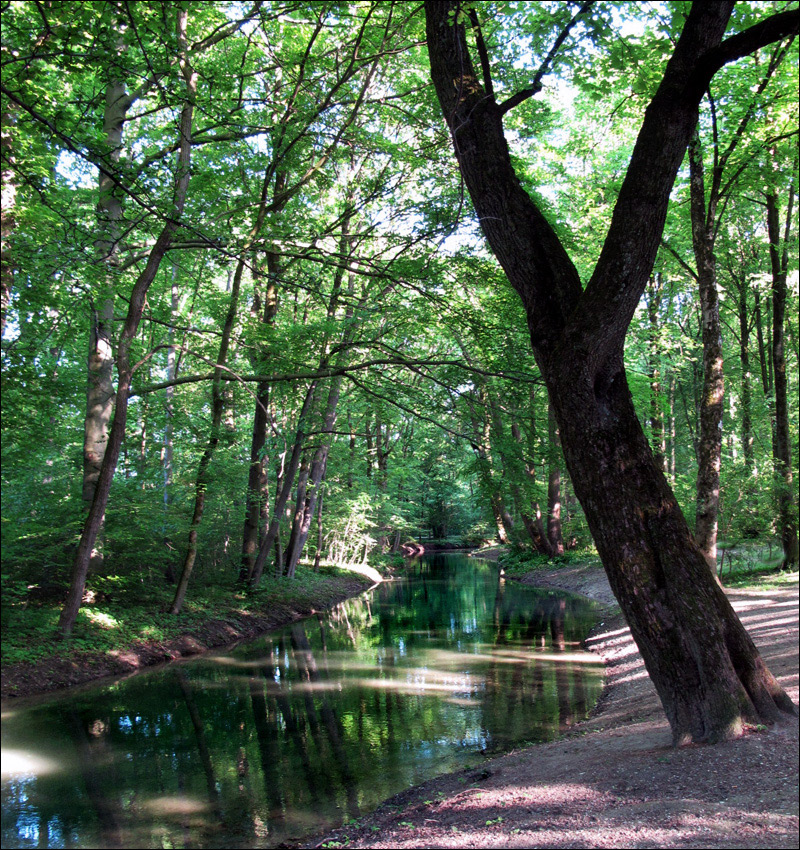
[2,553,602,848]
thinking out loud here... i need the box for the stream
[1,552,603,848]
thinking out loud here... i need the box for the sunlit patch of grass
[726,568,799,590]
[1,562,381,674]
[83,609,120,629]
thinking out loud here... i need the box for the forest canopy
[1,0,797,733]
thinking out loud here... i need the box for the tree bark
[511,420,553,555]
[1,97,16,339]
[248,380,319,588]
[284,376,342,577]
[546,403,564,555]
[425,0,798,742]
[647,274,667,473]
[241,251,281,581]
[734,271,754,474]
[169,256,245,615]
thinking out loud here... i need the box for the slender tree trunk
[1,98,16,339]
[736,274,754,474]
[314,486,324,572]
[668,371,677,484]
[162,261,179,582]
[766,187,799,567]
[58,7,196,636]
[285,376,342,576]
[546,403,564,555]
[169,257,244,615]
[241,253,280,581]
[248,381,319,588]
[754,289,773,398]
[647,274,667,473]
[689,131,724,579]
[510,420,553,555]
[81,71,131,574]
[425,0,797,742]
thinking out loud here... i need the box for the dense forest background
[1,1,797,631]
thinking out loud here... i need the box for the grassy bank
[497,539,792,587]
[1,562,383,700]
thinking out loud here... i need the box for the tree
[765,181,799,567]
[57,4,199,636]
[425,0,798,742]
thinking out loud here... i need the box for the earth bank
[304,562,799,850]
[0,570,376,702]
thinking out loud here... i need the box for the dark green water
[1,554,602,848]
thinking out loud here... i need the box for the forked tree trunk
[425,0,798,742]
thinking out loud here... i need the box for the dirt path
[307,566,799,849]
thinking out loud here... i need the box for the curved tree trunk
[425,0,798,742]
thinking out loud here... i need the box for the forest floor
[306,563,799,850]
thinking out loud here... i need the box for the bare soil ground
[306,565,799,850]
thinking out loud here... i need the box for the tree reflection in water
[1,554,602,849]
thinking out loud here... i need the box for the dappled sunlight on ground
[308,570,798,849]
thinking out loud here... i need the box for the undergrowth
[499,546,601,578]
[0,563,375,668]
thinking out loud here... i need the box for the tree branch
[690,8,799,95]
[498,0,594,116]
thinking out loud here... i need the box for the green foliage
[1,0,797,646]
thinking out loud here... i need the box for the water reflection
[1,553,602,848]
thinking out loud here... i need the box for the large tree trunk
[549,350,793,741]
[766,187,799,568]
[425,0,798,742]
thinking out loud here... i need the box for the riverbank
[1,566,379,702]
[307,563,799,850]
